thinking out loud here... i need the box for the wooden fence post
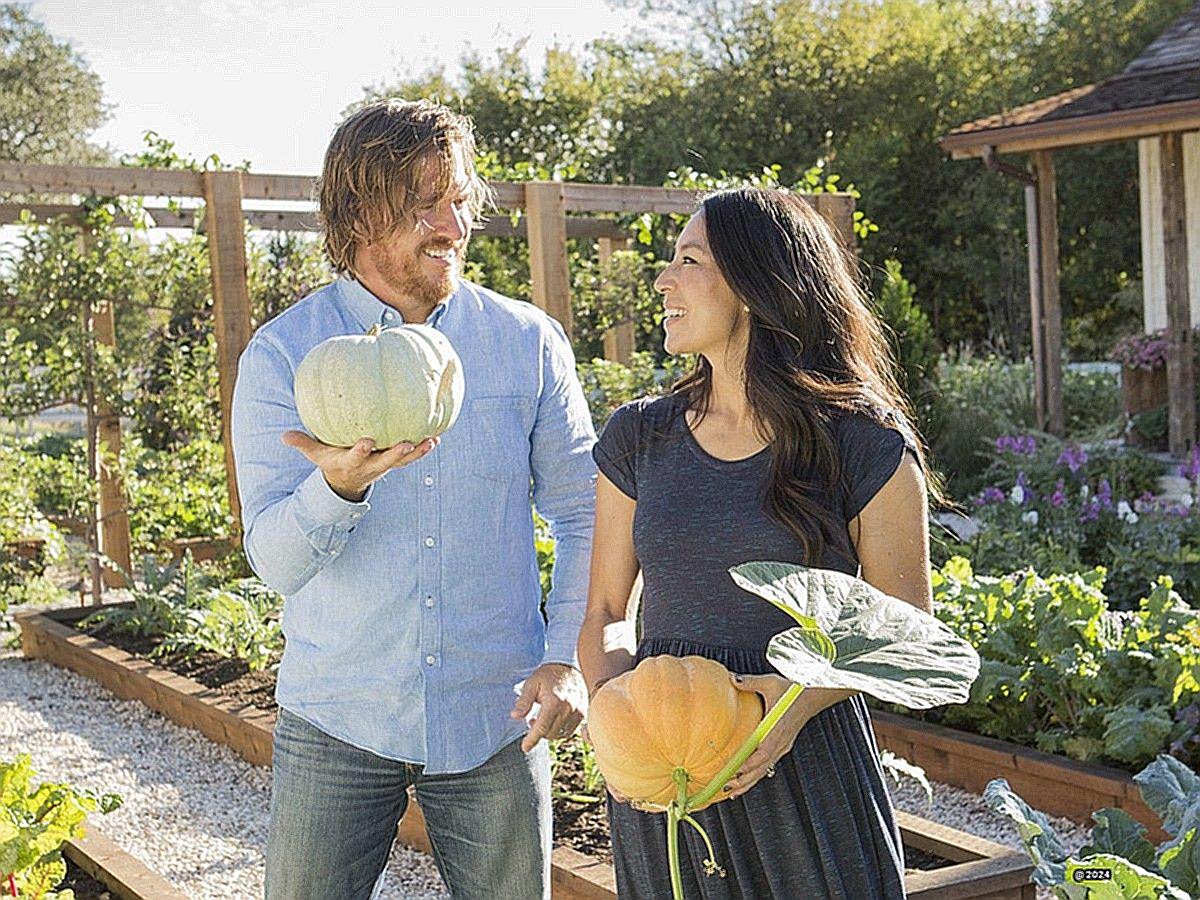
[598,237,636,365]
[91,298,132,587]
[203,172,253,537]
[1161,132,1195,455]
[812,194,857,256]
[1028,151,1064,437]
[526,182,573,338]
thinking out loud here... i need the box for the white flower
[1080,484,1090,499]
[1021,510,1039,526]
[1010,485,1026,505]
[1116,501,1139,524]
[1183,494,1194,508]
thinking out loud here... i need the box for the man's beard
[379,241,464,311]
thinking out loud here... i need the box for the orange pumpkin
[587,655,763,811]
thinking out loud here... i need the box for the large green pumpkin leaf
[729,562,979,709]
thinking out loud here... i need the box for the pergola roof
[941,1,1200,159]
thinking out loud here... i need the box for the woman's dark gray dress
[592,393,915,900]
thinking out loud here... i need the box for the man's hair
[317,98,491,274]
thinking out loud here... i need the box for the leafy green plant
[160,579,282,672]
[986,754,1200,898]
[81,554,204,640]
[918,558,1200,772]
[0,754,121,899]
[575,352,691,432]
[549,738,606,805]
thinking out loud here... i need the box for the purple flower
[976,486,1006,506]
[996,434,1037,456]
[1096,479,1113,509]
[1079,502,1100,523]
[1057,445,1088,474]
[1179,446,1200,482]
[1051,480,1067,508]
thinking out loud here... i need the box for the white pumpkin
[294,323,464,449]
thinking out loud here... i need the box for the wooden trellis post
[1161,132,1195,456]
[76,225,132,593]
[526,182,573,338]
[92,298,132,587]
[598,236,636,365]
[203,172,253,536]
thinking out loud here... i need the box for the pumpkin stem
[666,768,690,900]
[685,683,806,811]
[682,814,726,879]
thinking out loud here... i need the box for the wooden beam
[0,162,206,197]
[92,298,132,588]
[561,183,700,215]
[203,172,253,535]
[941,98,1200,160]
[1161,131,1196,455]
[598,236,637,365]
[525,182,573,336]
[478,215,627,240]
[1029,151,1064,436]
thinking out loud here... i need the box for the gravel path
[0,648,449,899]
[1,634,1091,900]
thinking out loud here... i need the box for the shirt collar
[337,274,452,331]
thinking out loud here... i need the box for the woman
[577,187,939,899]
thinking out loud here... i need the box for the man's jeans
[265,708,552,900]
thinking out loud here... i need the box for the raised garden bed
[18,604,1035,899]
[63,825,190,900]
[872,709,1167,842]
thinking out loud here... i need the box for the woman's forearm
[577,610,637,697]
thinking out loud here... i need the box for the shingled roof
[941,2,1200,158]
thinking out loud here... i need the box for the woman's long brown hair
[672,187,941,562]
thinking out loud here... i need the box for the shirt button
[424,475,434,486]
[425,655,436,666]
[425,596,434,608]
[383,310,396,321]
[424,536,435,548]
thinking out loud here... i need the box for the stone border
[871,710,1167,841]
[19,605,1035,899]
[64,825,190,900]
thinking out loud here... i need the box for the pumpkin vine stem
[686,683,806,811]
[667,767,689,900]
[681,814,725,878]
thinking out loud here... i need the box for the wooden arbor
[0,161,855,592]
[940,0,1200,453]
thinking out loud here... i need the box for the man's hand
[282,431,438,501]
[511,663,587,752]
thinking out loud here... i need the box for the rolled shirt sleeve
[231,332,372,597]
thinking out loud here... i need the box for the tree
[0,4,109,163]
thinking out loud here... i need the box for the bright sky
[32,0,651,175]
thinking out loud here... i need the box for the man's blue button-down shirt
[230,275,597,774]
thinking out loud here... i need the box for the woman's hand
[722,674,854,799]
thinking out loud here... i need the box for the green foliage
[83,554,283,671]
[575,352,692,432]
[121,435,233,552]
[0,754,121,899]
[986,755,1200,898]
[570,250,666,362]
[0,443,68,616]
[549,737,606,804]
[924,353,1123,496]
[161,579,281,672]
[0,5,108,164]
[921,559,1200,772]
[874,259,939,412]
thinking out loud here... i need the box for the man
[231,98,596,899]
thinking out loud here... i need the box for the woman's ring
[765,763,776,778]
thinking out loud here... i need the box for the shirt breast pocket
[457,396,532,483]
